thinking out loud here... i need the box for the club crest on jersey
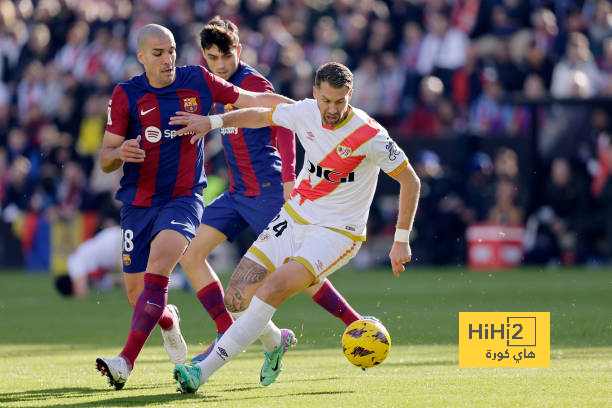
[123,254,131,266]
[257,231,271,242]
[336,145,352,158]
[183,97,198,113]
[223,104,235,113]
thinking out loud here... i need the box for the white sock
[197,296,276,382]
[232,310,282,352]
[259,319,282,352]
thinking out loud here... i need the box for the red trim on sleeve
[274,126,296,183]
[106,85,130,136]
[201,66,239,105]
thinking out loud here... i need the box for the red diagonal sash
[292,123,379,204]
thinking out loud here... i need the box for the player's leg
[123,270,179,338]
[182,192,250,362]
[174,260,311,393]
[305,279,361,326]
[181,223,233,334]
[120,230,188,364]
[97,198,200,389]
[97,230,188,389]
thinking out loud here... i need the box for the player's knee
[180,247,201,271]
[256,276,289,305]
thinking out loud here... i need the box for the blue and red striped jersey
[106,65,239,207]
[212,62,296,196]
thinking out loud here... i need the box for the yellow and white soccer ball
[341,318,391,368]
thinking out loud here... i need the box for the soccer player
[170,62,420,392]
[55,224,121,299]
[95,24,293,390]
[180,18,365,377]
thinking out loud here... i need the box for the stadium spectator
[487,176,524,225]
[551,32,599,98]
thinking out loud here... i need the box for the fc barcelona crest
[183,97,198,113]
[336,145,352,158]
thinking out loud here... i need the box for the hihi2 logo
[459,312,550,367]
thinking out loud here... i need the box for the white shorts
[244,208,362,283]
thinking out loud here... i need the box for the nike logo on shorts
[170,220,190,228]
[140,107,156,116]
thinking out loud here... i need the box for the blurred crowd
[1,0,612,267]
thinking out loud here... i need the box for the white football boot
[161,304,188,364]
[96,356,130,390]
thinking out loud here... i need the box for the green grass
[0,267,610,407]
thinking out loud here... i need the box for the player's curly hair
[315,62,353,89]
[200,16,239,53]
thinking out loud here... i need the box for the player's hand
[389,241,412,277]
[282,181,295,201]
[118,135,145,163]
[169,111,212,144]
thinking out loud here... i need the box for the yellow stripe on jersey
[327,110,355,130]
[248,246,276,272]
[284,203,366,241]
[283,202,310,225]
[327,227,366,242]
[318,242,358,278]
[268,105,278,126]
[387,159,408,178]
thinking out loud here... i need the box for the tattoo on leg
[225,259,269,313]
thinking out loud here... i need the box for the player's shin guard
[232,310,282,352]
[312,280,360,326]
[197,281,233,334]
[195,296,276,382]
[120,273,169,367]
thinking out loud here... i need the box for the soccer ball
[341,318,391,368]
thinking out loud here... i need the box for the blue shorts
[201,190,285,242]
[120,195,204,273]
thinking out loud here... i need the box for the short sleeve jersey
[106,65,239,207]
[270,99,408,240]
[211,62,295,196]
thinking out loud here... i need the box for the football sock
[312,280,360,326]
[258,318,282,352]
[119,273,169,369]
[231,310,281,352]
[197,296,276,382]
[157,306,174,330]
[197,281,234,334]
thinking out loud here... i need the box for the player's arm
[101,85,144,173]
[387,162,421,276]
[170,107,278,144]
[99,132,145,173]
[232,88,295,109]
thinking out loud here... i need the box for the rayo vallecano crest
[336,145,352,158]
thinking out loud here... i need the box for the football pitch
[0,267,609,407]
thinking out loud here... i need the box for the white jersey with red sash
[270,99,408,241]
